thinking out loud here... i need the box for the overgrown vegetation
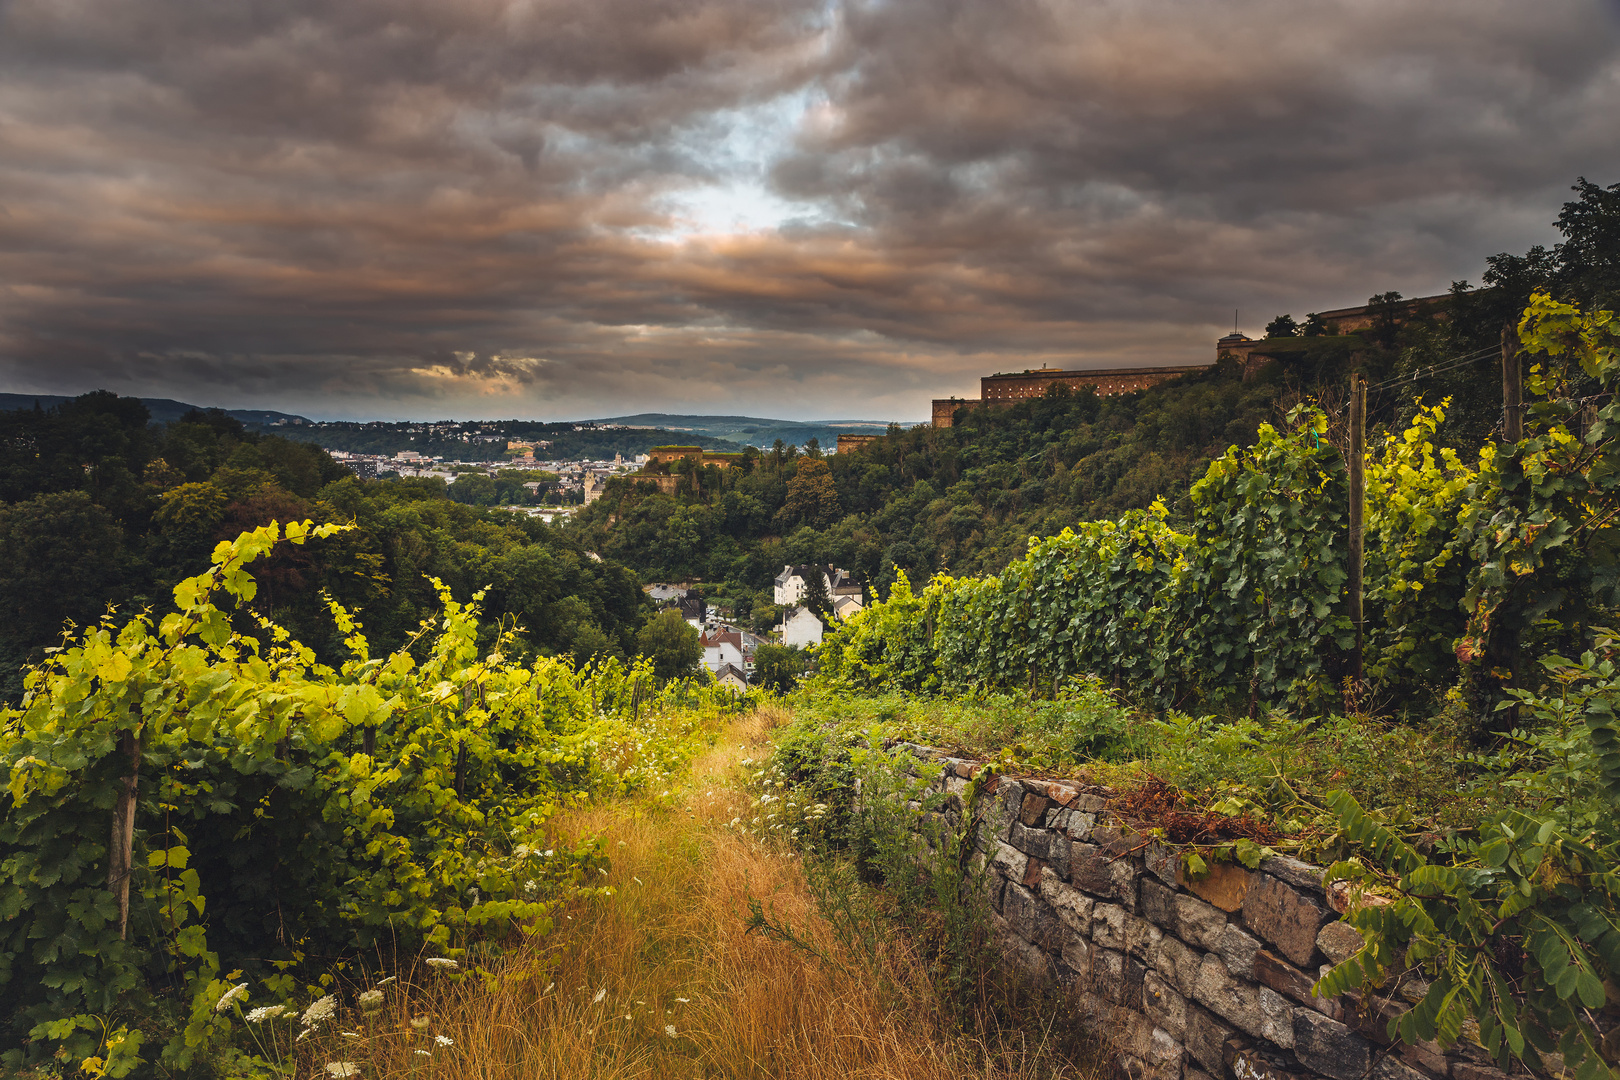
[0,523,740,1075]
[744,716,1105,1071]
[267,711,1103,1080]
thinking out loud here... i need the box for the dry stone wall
[896,744,1534,1080]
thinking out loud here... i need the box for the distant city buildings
[323,446,637,510]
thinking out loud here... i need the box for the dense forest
[565,179,1620,633]
[0,399,648,699]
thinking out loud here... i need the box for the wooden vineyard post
[109,728,141,940]
[1494,324,1524,726]
[1347,373,1367,684]
[1502,324,1522,444]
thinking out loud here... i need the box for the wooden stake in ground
[109,728,141,940]
[1493,323,1524,726]
[1502,324,1523,444]
[1347,373,1366,684]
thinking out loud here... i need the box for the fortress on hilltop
[926,292,1451,428]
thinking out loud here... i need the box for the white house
[700,628,745,674]
[773,564,816,606]
[715,663,749,693]
[777,605,823,648]
[774,564,865,618]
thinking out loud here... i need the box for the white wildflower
[414,1050,431,1057]
[424,957,459,971]
[375,976,396,987]
[665,1025,677,1037]
[297,1027,313,1042]
[543,849,554,858]
[215,982,249,1013]
[434,1034,453,1047]
[341,1030,361,1038]
[301,995,338,1026]
[409,1015,432,1030]
[356,989,384,1012]
[325,1063,360,1078]
[592,988,606,1003]
[675,997,689,1003]
[544,982,555,993]
[245,1005,288,1023]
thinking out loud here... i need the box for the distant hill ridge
[0,393,311,427]
[595,413,920,449]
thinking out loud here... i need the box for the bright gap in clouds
[658,88,839,238]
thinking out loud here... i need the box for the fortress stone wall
[894,744,1534,1080]
[982,366,1210,404]
[932,397,981,428]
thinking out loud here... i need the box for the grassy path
[307,709,1101,1080]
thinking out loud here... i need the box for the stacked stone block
[898,745,1536,1080]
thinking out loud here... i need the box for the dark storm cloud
[0,0,1617,419]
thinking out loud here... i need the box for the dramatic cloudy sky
[2,0,1618,421]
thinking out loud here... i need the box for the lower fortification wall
[894,744,1529,1080]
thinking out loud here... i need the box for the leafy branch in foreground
[1315,646,1620,1078]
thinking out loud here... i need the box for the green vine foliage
[1362,402,1478,692]
[1460,294,1620,683]
[1316,646,1620,1079]
[1316,295,1620,1078]
[0,520,734,1074]
[1154,406,1351,709]
[933,505,1186,696]
[821,407,1349,711]
[814,568,952,695]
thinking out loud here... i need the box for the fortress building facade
[931,364,1209,428]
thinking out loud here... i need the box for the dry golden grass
[294,709,1104,1080]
